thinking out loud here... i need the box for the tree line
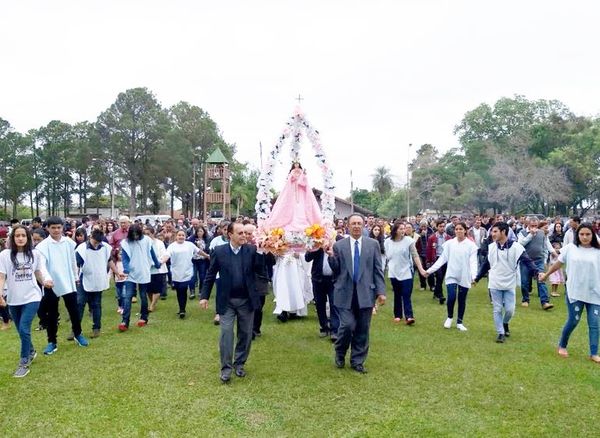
[0,87,258,219]
[354,95,600,217]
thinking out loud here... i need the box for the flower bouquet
[257,227,289,256]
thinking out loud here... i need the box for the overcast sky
[2,0,599,198]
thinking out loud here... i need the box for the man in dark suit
[305,248,339,341]
[326,213,386,373]
[199,222,261,383]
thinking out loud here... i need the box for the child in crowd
[549,242,564,297]
[113,249,125,314]
[76,229,124,338]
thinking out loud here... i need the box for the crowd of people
[1,211,599,379]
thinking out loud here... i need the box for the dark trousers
[335,286,372,367]
[42,288,81,344]
[253,295,266,335]
[391,277,414,319]
[174,281,189,313]
[189,259,208,293]
[447,283,469,323]
[418,255,435,290]
[78,290,103,330]
[433,264,447,299]
[313,276,339,334]
[219,297,254,376]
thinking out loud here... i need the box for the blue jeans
[9,301,40,364]
[520,259,549,304]
[490,289,516,334]
[391,277,414,319]
[115,282,125,308]
[78,290,103,330]
[122,281,149,326]
[559,296,599,356]
[190,259,208,293]
[446,283,469,323]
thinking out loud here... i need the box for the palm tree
[371,166,394,195]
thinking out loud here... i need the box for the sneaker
[1,322,10,331]
[189,293,196,300]
[178,312,186,319]
[550,292,560,297]
[132,296,138,303]
[136,319,147,327]
[118,323,128,332]
[542,303,554,310]
[393,317,402,324]
[496,334,506,343]
[34,324,45,331]
[43,343,58,355]
[13,364,30,378]
[521,302,529,308]
[91,329,101,338]
[117,307,124,314]
[28,350,37,364]
[503,323,510,337]
[74,334,89,347]
[405,318,415,326]
[456,323,468,332]
[443,318,453,329]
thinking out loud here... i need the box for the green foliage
[349,188,381,214]
[371,166,395,195]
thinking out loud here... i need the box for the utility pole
[407,143,412,218]
[350,169,354,214]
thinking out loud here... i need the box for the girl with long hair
[0,225,53,377]
[541,223,600,363]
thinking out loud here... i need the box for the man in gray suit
[326,213,386,373]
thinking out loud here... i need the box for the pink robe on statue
[265,169,322,232]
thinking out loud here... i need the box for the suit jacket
[305,248,333,282]
[200,243,261,315]
[328,237,386,310]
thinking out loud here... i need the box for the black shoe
[351,364,368,374]
[159,296,167,301]
[319,330,330,338]
[276,312,289,323]
[330,334,338,343]
[235,366,246,378]
[220,373,231,383]
[335,356,345,368]
[439,297,446,305]
[178,312,186,319]
[496,334,506,343]
[503,323,510,337]
[189,293,196,300]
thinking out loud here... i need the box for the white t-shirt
[166,241,199,282]
[0,249,51,305]
[558,244,600,305]
[427,237,478,288]
[150,239,168,274]
[384,236,415,281]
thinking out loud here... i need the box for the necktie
[353,240,360,283]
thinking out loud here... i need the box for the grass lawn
[1,279,599,437]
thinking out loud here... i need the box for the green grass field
[1,279,599,437]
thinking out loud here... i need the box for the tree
[371,166,394,196]
[96,87,171,215]
[34,121,75,216]
[348,189,380,215]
